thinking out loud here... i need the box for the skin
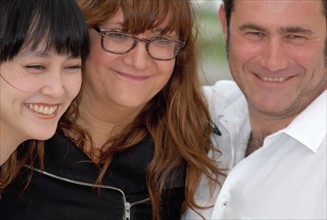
[219,0,327,144]
[77,10,176,148]
[0,46,82,165]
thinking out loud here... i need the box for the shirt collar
[282,90,327,153]
[220,90,326,154]
[220,94,249,126]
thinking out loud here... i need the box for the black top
[0,131,185,220]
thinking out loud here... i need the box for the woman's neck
[75,92,141,150]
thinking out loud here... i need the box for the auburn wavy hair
[71,1,224,218]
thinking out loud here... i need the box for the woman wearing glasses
[0,0,88,171]
[1,0,223,219]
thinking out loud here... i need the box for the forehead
[232,0,325,30]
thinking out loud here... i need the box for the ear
[218,4,228,44]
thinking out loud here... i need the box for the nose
[41,69,65,98]
[122,41,152,70]
[260,38,289,72]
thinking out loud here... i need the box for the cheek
[287,43,314,62]
[87,33,112,67]
[287,43,326,75]
[0,82,26,118]
[154,62,175,91]
[230,38,262,63]
[64,73,82,100]
[228,42,249,77]
[0,83,11,112]
[87,44,103,67]
[157,61,175,78]
[86,42,117,74]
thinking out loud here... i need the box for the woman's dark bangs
[27,0,89,60]
[1,0,89,63]
[21,1,87,61]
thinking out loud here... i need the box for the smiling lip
[26,103,59,119]
[116,71,150,81]
[255,73,291,82]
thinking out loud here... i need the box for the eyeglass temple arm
[93,26,101,33]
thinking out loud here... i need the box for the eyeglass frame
[93,26,185,61]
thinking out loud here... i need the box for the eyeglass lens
[101,31,182,60]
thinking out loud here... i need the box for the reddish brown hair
[70,1,224,219]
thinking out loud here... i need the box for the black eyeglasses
[93,26,185,61]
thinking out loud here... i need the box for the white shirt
[182,80,327,220]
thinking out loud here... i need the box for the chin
[28,127,57,141]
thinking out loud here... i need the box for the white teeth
[257,75,289,82]
[27,104,58,115]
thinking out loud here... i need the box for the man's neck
[246,112,295,156]
[246,131,268,156]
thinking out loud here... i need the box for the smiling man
[182,0,327,219]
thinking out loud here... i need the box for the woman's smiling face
[0,45,82,164]
[82,10,177,113]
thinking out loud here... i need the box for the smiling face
[0,46,82,164]
[82,10,176,117]
[220,0,327,122]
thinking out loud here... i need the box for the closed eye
[25,65,46,70]
[245,31,266,40]
[64,64,82,73]
[65,65,81,70]
[107,32,130,41]
[286,34,307,42]
[152,38,173,45]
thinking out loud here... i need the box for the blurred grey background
[193,0,232,85]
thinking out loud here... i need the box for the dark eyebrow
[239,23,265,32]
[279,26,313,35]
[239,23,313,36]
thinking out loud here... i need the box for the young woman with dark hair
[0,0,89,188]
